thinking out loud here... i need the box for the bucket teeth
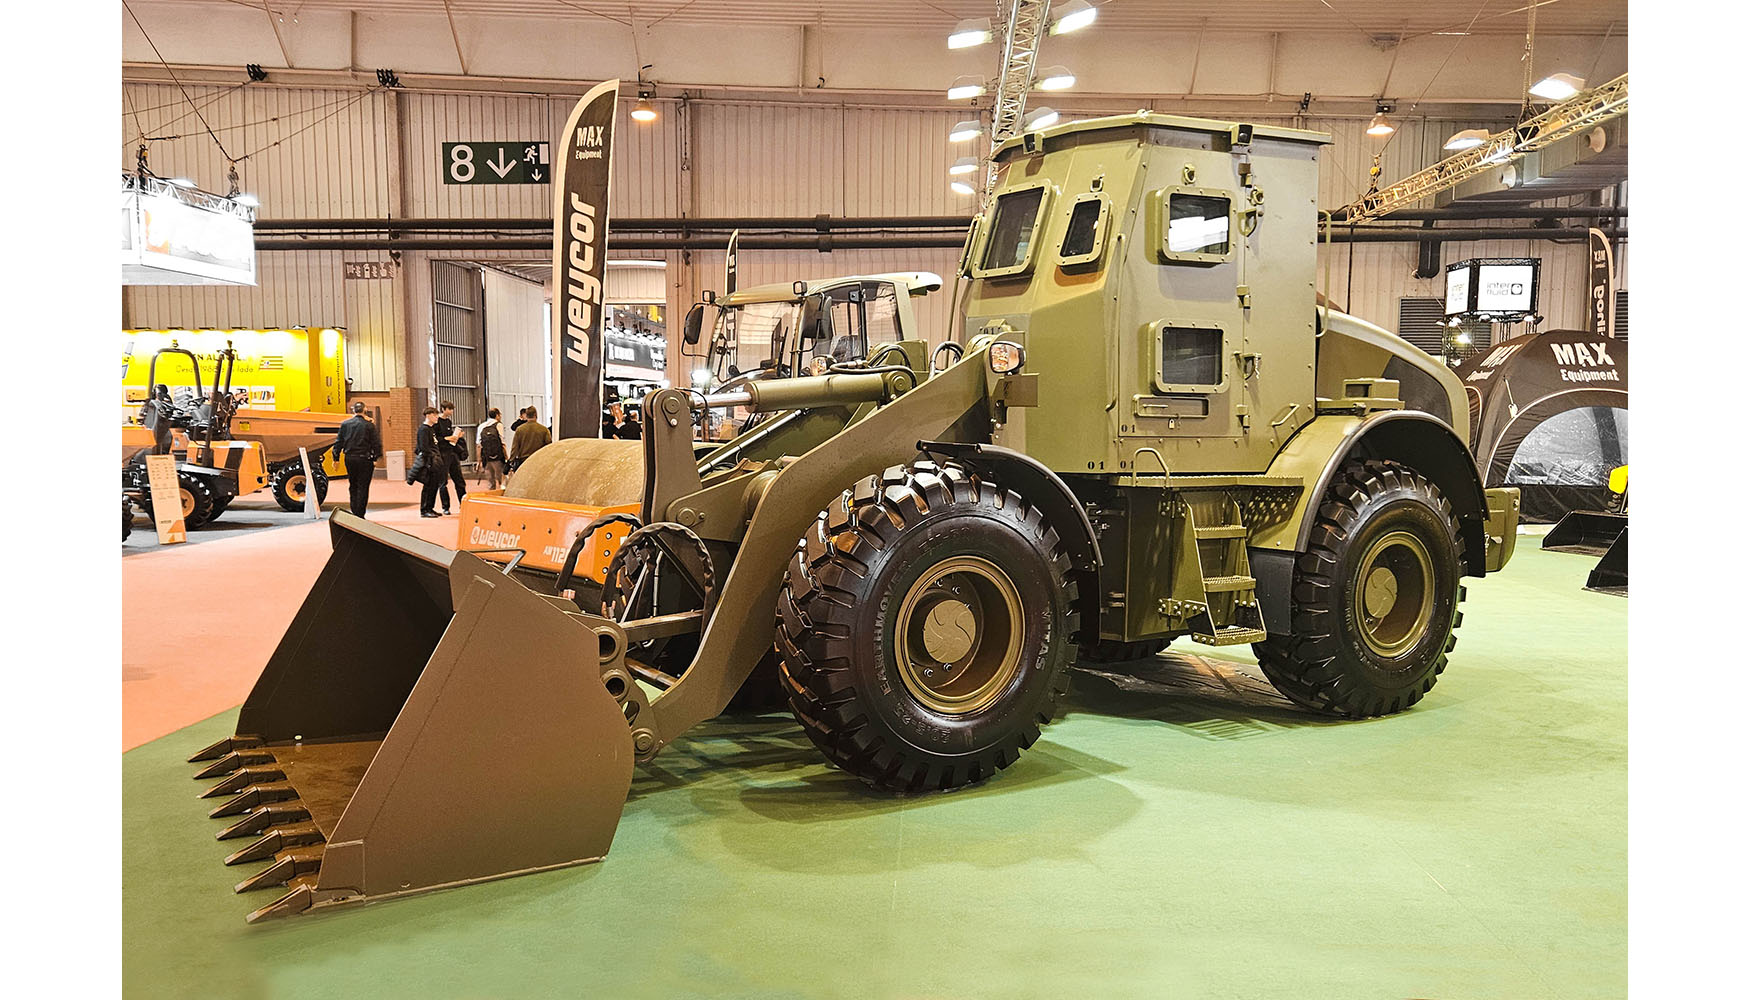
[199,765,286,798]
[245,881,316,923]
[216,804,313,841]
[193,749,277,780]
[208,782,299,818]
[223,822,324,866]
[188,735,263,763]
[233,848,324,894]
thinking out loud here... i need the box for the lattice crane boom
[1330,73,1628,225]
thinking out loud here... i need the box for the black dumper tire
[1254,458,1466,717]
[122,497,133,541]
[270,461,329,512]
[775,457,1078,792]
[137,473,217,529]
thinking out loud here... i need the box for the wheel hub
[894,556,1024,715]
[1354,530,1436,659]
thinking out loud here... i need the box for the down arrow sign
[487,148,516,178]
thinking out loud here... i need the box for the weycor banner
[1588,227,1616,340]
[552,79,619,439]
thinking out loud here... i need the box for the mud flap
[190,512,636,922]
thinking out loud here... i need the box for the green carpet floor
[122,542,1626,999]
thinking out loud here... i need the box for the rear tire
[138,472,217,529]
[270,462,329,512]
[122,496,133,541]
[1254,459,1465,717]
[775,458,1078,792]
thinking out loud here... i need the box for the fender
[1297,410,1490,575]
[916,440,1103,574]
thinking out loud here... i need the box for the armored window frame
[973,181,1054,279]
[1147,319,1230,394]
[1057,192,1110,269]
[1151,186,1235,265]
[957,216,985,278]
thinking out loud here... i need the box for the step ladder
[1171,498,1268,646]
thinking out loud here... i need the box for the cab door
[1122,184,1249,473]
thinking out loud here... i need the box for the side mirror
[683,303,705,345]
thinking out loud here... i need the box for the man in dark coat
[508,407,552,473]
[332,401,383,517]
[415,407,445,518]
[434,401,468,515]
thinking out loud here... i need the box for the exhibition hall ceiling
[150,1,1628,36]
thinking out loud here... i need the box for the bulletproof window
[1159,326,1225,389]
[1058,193,1109,268]
[1168,194,1231,255]
[981,186,1047,272]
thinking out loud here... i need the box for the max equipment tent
[1455,329,1626,523]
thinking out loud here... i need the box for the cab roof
[720,271,943,307]
[991,111,1331,161]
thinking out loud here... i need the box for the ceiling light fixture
[1443,128,1490,151]
[232,193,260,207]
[1529,72,1585,100]
[1366,103,1395,137]
[948,17,993,49]
[949,119,983,143]
[1050,1,1097,35]
[949,156,979,176]
[950,180,977,196]
[948,76,988,100]
[1036,66,1076,91]
[631,94,657,123]
[1023,107,1059,130]
[167,177,198,189]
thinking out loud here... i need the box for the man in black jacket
[434,400,468,515]
[332,401,383,517]
[415,407,445,518]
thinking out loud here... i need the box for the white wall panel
[482,267,550,421]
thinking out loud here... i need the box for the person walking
[332,401,383,517]
[508,406,552,473]
[510,406,531,434]
[414,407,445,518]
[476,407,508,490]
[434,401,468,514]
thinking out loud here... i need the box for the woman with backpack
[476,407,508,490]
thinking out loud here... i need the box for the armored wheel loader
[188,111,1520,922]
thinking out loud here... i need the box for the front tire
[270,462,329,512]
[1254,459,1465,717]
[775,459,1078,792]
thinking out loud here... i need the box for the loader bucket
[1584,525,1627,596]
[188,512,636,922]
[1541,509,1628,556]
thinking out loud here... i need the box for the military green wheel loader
[187,111,1520,922]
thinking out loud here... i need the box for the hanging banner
[725,229,740,296]
[552,79,619,439]
[1587,228,1617,340]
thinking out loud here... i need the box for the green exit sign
[441,142,551,185]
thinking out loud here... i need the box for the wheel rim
[1354,529,1436,658]
[179,487,196,518]
[894,555,1024,715]
[286,474,306,501]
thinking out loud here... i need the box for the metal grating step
[1201,575,1256,593]
[1192,625,1269,646]
[1194,524,1247,540]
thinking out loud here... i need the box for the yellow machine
[122,346,272,529]
[123,332,348,511]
